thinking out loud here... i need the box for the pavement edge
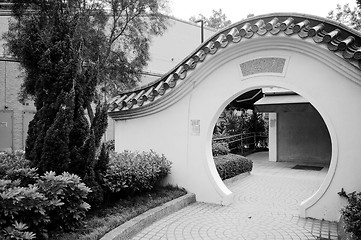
[100,192,196,240]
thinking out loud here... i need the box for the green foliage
[0,151,38,187]
[104,139,115,152]
[190,8,232,29]
[38,91,75,174]
[341,191,361,239]
[213,109,267,153]
[0,152,91,239]
[0,150,29,169]
[4,0,168,207]
[247,112,266,133]
[104,150,172,195]
[0,151,30,175]
[213,110,250,137]
[0,180,50,238]
[327,3,361,31]
[212,141,230,156]
[37,172,91,232]
[214,154,253,180]
[1,221,36,240]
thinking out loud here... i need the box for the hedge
[104,150,172,195]
[214,154,253,180]
[212,141,230,156]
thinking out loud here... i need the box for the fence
[213,132,268,154]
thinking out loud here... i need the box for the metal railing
[213,132,268,154]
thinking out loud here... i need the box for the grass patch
[51,185,187,240]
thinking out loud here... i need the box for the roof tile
[109,13,361,114]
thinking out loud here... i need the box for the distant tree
[327,2,361,31]
[190,8,232,29]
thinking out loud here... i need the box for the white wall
[114,36,361,221]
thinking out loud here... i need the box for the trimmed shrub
[214,154,253,180]
[212,141,230,156]
[341,191,361,239]
[104,150,172,195]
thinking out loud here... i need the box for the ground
[130,152,338,240]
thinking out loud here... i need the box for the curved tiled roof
[109,13,361,114]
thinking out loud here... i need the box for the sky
[168,0,357,23]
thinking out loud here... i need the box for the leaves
[341,191,361,238]
[212,141,230,156]
[104,150,172,195]
[1,152,92,238]
[327,3,361,31]
[1,221,36,240]
[190,8,232,29]
[4,0,169,209]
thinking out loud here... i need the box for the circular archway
[109,14,361,221]
[207,85,336,218]
[190,37,351,221]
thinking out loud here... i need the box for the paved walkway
[131,152,338,240]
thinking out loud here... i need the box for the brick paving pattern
[131,152,338,240]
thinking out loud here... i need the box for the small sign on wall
[190,119,200,136]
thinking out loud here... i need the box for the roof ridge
[109,13,361,113]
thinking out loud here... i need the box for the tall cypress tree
[4,1,108,203]
[4,0,168,205]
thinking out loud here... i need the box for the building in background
[254,88,331,164]
[0,1,217,151]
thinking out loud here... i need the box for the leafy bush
[341,191,361,239]
[104,150,172,195]
[2,221,36,240]
[0,179,51,238]
[212,141,230,156]
[0,151,91,239]
[104,139,115,152]
[0,150,30,176]
[37,172,91,232]
[214,154,253,180]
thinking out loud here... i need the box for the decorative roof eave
[108,12,361,118]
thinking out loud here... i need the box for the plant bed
[51,185,187,240]
[338,190,361,240]
[214,154,253,180]
[339,215,355,240]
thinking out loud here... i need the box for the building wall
[112,38,361,221]
[0,60,36,151]
[278,111,331,164]
[142,17,216,84]
[0,13,216,149]
[0,15,211,149]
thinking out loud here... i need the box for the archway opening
[211,86,332,215]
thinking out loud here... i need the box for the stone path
[131,152,338,240]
